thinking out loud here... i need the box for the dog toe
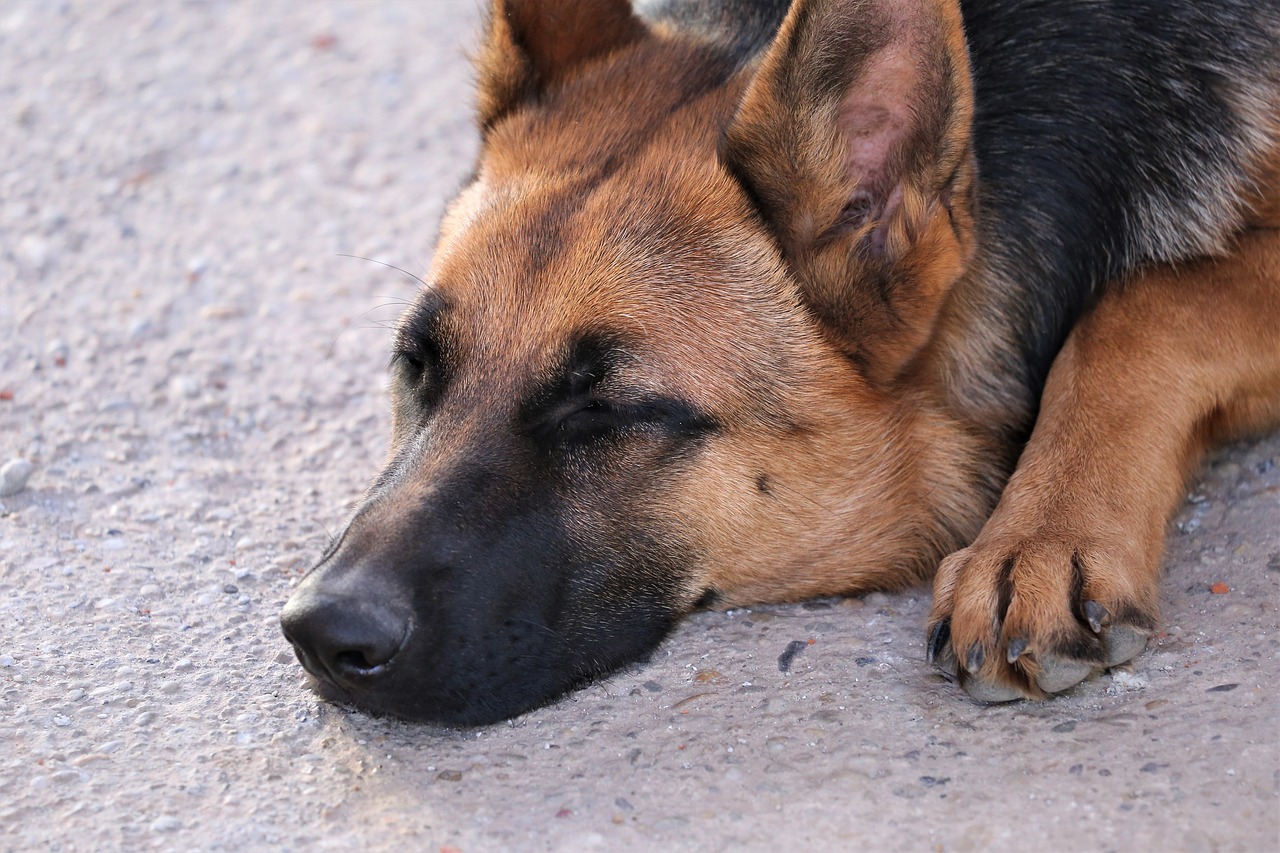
[1032,656,1094,693]
[930,531,1162,704]
[1103,624,1149,666]
[961,674,1024,703]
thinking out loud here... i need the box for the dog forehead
[407,35,840,410]
[426,154,811,396]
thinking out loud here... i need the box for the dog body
[281,0,1280,723]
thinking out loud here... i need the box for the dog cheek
[637,437,771,604]
[564,497,695,612]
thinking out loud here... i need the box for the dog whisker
[336,253,429,289]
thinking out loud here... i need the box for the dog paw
[926,534,1159,703]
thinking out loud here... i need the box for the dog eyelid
[391,350,424,371]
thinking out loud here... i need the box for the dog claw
[926,620,950,665]
[932,647,958,680]
[1034,657,1093,693]
[1006,637,1028,663]
[965,644,985,673]
[927,620,957,679]
[1103,625,1149,666]
[1083,600,1109,633]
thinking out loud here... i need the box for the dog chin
[294,658,591,727]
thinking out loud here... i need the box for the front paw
[926,533,1158,703]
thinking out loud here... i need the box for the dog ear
[476,0,646,131]
[723,0,978,384]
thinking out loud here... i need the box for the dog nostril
[280,590,409,687]
[333,646,392,675]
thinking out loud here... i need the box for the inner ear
[476,0,647,131]
[725,0,969,257]
[834,37,943,246]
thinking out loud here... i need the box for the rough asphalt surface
[2,3,1278,851]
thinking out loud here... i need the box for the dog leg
[927,228,1280,701]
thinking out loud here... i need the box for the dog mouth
[278,447,699,725]
[280,582,683,725]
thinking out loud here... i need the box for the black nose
[280,591,410,689]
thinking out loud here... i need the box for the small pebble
[128,317,154,340]
[1108,671,1148,692]
[15,100,39,127]
[0,458,34,497]
[20,235,51,270]
[150,816,181,833]
[171,376,200,399]
[200,303,241,320]
[777,640,807,672]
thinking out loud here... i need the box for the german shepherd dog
[281,0,1280,724]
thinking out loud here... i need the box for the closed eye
[532,395,717,448]
[391,290,449,407]
[556,398,627,443]
[521,333,718,450]
[391,350,425,372]
[390,341,444,407]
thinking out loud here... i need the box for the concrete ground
[2,2,1277,850]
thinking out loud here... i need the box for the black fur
[959,0,1280,401]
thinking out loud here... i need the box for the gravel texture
[2,3,1278,851]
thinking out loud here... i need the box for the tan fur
[931,227,1280,695]
[1244,141,1280,228]
[476,0,645,131]
[422,2,999,611]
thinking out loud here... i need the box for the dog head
[281,0,983,724]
